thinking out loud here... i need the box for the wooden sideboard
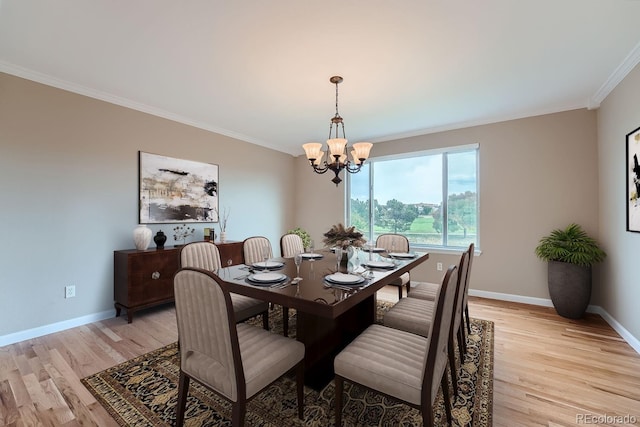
[114,241,244,323]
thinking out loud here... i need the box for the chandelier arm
[310,162,330,174]
[345,161,364,174]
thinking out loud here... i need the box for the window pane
[349,163,371,242]
[372,156,443,246]
[446,151,478,247]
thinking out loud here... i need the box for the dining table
[214,248,430,389]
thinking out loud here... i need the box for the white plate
[388,252,416,259]
[325,273,365,284]
[248,272,287,283]
[363,247,385,253]
[252,261,284,269]
[364,261,395,269]
[301,253,323,259]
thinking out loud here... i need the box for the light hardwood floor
[1,289,639,426]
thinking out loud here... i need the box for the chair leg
[283,307,289,337]
[335,376,344,426]
[448,337,458,397]
[176,371,190,427]
[421,405,435,427]
[465,305,471,334]
[441,372,453,426]
[262,310,269,330]
[398,285,403,300]
[458,327,467,356]
[296,361,304,420]
[232,400,246,426]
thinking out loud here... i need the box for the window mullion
[442,153,448,246]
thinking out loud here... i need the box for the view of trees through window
[348,146,478,249]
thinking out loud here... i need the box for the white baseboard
[0,309,116,347]
[468,289,640,355]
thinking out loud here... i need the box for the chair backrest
[451,250,470,336]
[376,233,409,252]
[243,236,273,265]
[174,267,245,402]
[462,243,475,308]
[179,242,222,270]
[280,233,304,258]
[421,264,458,406]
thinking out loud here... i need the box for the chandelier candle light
[302,76,373,186]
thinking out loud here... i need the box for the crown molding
[0,61,298,156]
[589,40,640,109]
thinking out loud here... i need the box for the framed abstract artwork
[626,127,640,232]
[139,151,219,224]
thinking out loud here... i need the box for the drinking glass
[262,245,270,269]
[309,240,315,253]
[294,252,302,279]
[335,247,343,272]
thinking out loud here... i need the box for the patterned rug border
[82,307,493,426]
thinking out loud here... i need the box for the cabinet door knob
[151,271,160,280]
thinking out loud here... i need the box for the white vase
[133,224,152,250]
[220,231,227,243]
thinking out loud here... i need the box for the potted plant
[535,223,606,319]
[287,227,312,250]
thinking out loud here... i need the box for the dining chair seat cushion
[408,281,439,301]
[383,297,435,337]
[236,323,305,399]
[182,322,304,402]
[390,272,410,287]
[231,294,270,322]
[334,324,427,406]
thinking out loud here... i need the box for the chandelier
[302,76,373,186]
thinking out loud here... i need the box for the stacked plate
[388,252,417,259]
[247,272,287,286]
[251,261,285,270]
[362,260,396,269]
[301,253,323,260]
[324,273,365,286]
[363,247,385,253]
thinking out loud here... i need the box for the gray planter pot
[547,260,592,319]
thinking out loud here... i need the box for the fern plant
[535,223,606,267]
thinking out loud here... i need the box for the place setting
[323,272,368,291]
[245,272,290,288]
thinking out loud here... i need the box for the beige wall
[296,109,600,300]
[596,64,640,340]
[0,73,295,336]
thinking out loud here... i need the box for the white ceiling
[2,0,640,156]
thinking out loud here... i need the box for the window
[347,144,479,250]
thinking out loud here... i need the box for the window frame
[346,143,480,252]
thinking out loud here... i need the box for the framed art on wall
[139,151,219,224]
[626,127,640,232]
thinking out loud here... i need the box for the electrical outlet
[65,285,76,298]
[436,262,443,271]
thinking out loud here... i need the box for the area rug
[82,303,493,426]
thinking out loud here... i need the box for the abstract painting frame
[139,151,219,224]
[626,126,640,232]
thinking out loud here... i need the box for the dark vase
[547,260,592,319]
[154,230,167,249]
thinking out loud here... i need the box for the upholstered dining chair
[242,236,290,336]
[409,243,475,347]
[180,242,269,330]
[174,268,305,427]
[280,233,304,258]
[383,250,470,394]
[375,233,411,299]
[333,265,458,427]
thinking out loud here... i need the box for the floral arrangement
[322,223,366,249]
[213,206,230,232]
[173,224,195,245]
[287,227,312,249]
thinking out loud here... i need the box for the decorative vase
[153,230,167,249]
[220,231,227,243]
[346,246,358,272]
[133,224,152,250]
[548,260,592,319]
